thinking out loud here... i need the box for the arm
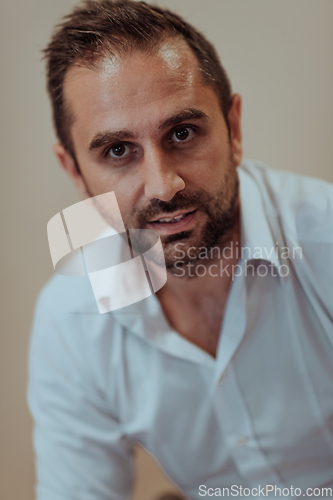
[28,286,134,500]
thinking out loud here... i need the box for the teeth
[156,213,187,223]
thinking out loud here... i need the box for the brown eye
[108,143,129,158]
[172,126,194,142]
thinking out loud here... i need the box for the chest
[161,289,230,357]
[110,273,333,490]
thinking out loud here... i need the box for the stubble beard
[129,151,240,271]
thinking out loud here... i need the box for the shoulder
[36,272,97,315]
[239,159,333,208]
[32,273,101,350]
[30,273,123,396]
[240,160,333,318]
[239,159,333,244]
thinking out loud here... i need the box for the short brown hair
[44,0,232,156]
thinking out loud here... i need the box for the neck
[156,215,241,357]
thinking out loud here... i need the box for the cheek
[80,158,138,195]
[186,138,230,188]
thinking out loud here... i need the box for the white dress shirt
[28,160,333,500]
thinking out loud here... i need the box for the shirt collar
[238,165,281,268]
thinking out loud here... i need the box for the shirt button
[236,436,247,447]
[218,373,225,385]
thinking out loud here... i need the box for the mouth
[146,209,198,236]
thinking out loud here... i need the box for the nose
[142,147,185,202]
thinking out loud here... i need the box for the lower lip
[147,210,197,236]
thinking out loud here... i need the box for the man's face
[57,39,242,268]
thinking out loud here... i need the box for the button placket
[215,362,281,484]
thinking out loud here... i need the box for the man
[28,1,333,499]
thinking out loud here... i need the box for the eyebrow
[89,130,135,151]
[88,107,209,151]
[159,108,209,130]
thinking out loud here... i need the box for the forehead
[65,39,203,106]
[63,39,219,146]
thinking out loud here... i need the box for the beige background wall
[1,1,332,499]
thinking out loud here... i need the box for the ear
[53,143,90,200]
[228,93,243,167]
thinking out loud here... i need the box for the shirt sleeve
[27,287,134,500]
[293,179,333,350]
[295,184,333,318]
